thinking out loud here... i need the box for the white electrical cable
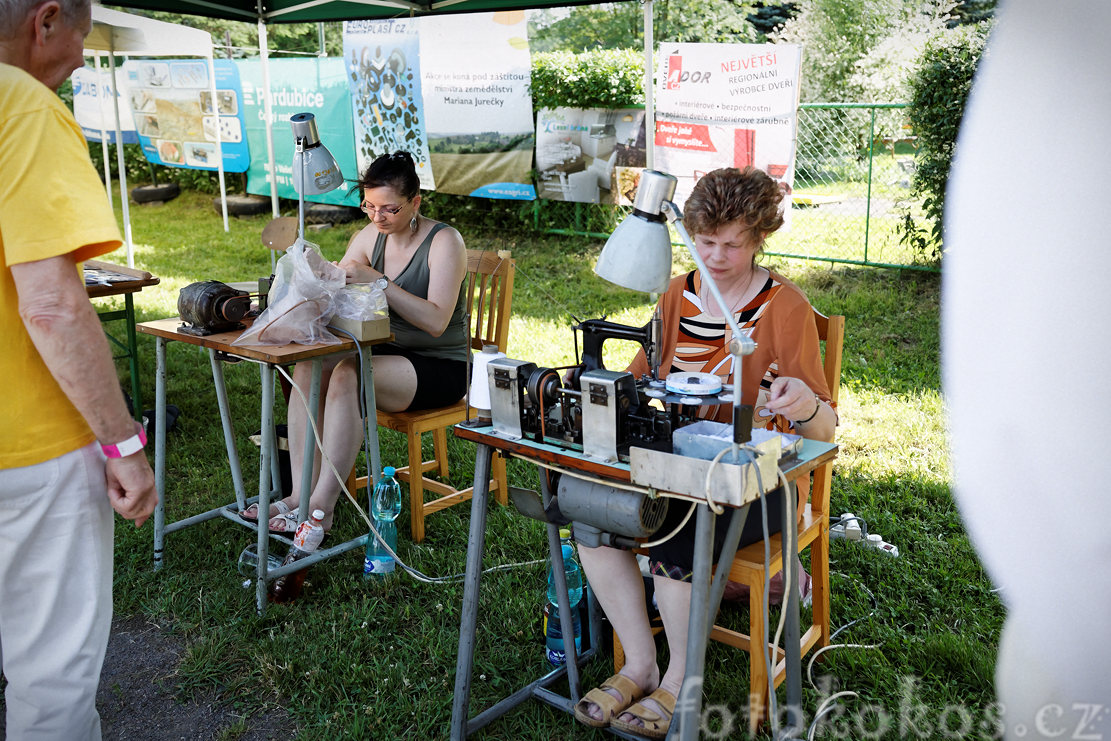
[807,691,860,741]
[806,642,881,691]
[273,358,543,584]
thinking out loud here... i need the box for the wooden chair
[613,309,844,732]
[347,249,515,543]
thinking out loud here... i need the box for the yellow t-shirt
[0,63,123,468]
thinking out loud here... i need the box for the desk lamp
[595,169,756,444]
[290,112,344,242]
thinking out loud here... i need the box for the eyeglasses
[360,197,410,218]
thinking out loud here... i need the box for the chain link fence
[766,102,935,271]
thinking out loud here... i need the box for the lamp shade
[290,112,344,196]
[595,215,673,293]
[594,169,678,294]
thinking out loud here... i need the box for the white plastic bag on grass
[233,238,346,346]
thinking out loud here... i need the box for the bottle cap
[311,509,325,521]
[559,528,571,540]
[383,466,395,477]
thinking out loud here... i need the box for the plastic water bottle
[372,466,402,521]
[268,509,326,603]
[364,468,401,579]
[544,532,583,666]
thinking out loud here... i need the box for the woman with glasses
[240,151,468,534]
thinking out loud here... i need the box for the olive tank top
[371,222,468,362]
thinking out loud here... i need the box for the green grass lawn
[91,191,999,739]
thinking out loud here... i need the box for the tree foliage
[527,0,758,53]
[529,48,643,110]
[903,20,991,258]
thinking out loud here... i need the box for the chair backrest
[464,249,515,353]
[808,309,845,516]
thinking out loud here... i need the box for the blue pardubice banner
[238,58,359,207]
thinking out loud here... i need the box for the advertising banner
[73,65,138,143]
[121,59,250,172]
[535,107,647,205]
[654,43,801,205]
[419,11,536,200]
[343,19,434,190]
[238,58,358,206]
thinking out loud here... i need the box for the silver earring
[410,214,419,232]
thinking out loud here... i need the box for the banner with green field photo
[418,11,536,200]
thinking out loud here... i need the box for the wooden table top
[85,259,160,299]
[137,316,392,365]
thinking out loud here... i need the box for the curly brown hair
[682,167,785,244]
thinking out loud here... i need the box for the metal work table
[86,259,160,419]
[449,423,837,740]
[137,317,390,614]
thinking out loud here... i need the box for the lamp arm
[664,201,755,444]
[295,136,306,243]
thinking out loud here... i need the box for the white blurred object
[945,2,1111,738]
[469,345,505,415]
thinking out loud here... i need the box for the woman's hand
[765,376,819,422]
[334,259,380,286]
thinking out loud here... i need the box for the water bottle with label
[364,467,401,579]
[544,530,583,666]
[268,508,326,603]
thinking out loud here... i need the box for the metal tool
[177,280,252,336]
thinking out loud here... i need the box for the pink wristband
[101,423,148,458]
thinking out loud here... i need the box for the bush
[529,48,643,110]
[903,21,992,258]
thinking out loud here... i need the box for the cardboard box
[328,315,390,343]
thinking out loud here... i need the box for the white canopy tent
[84,6,230,267]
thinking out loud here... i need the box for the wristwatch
[374,276,389,292]
[101,422,148,458]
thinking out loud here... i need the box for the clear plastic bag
[233,238,346,347]
[333,282,388,321]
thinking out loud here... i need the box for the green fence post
[865,105,876,265]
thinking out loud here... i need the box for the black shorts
[647,486,785,579]
[372,344,467,411]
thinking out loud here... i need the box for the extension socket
[830,512,862,541]
[865,533,899,557]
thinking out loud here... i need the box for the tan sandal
[572,673,644,728]
[610,687,677,739]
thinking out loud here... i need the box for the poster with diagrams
[535,107,646,205]
[123,59,250,172]
[343,19,433,190]
[653,43,801,206]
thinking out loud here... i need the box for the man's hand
[105,454,157,527]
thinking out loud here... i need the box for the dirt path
[1,617,298,740]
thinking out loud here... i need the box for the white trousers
[0,443,113,741]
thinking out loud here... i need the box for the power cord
[272,338,544,585]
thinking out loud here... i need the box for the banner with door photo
[419,11,536,200]
[238,57,358,206]
[535,107,646,205]
[343,18,434,191]
[653,43,801,206]
[121,58,250,172]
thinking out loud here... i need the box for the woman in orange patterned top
[574,167,836,738]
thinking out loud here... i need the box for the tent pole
[107,50,134,267]
[208,53,229,232]
[259,19,279,224]
[644,0,654,171]
[94,51,113,210]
